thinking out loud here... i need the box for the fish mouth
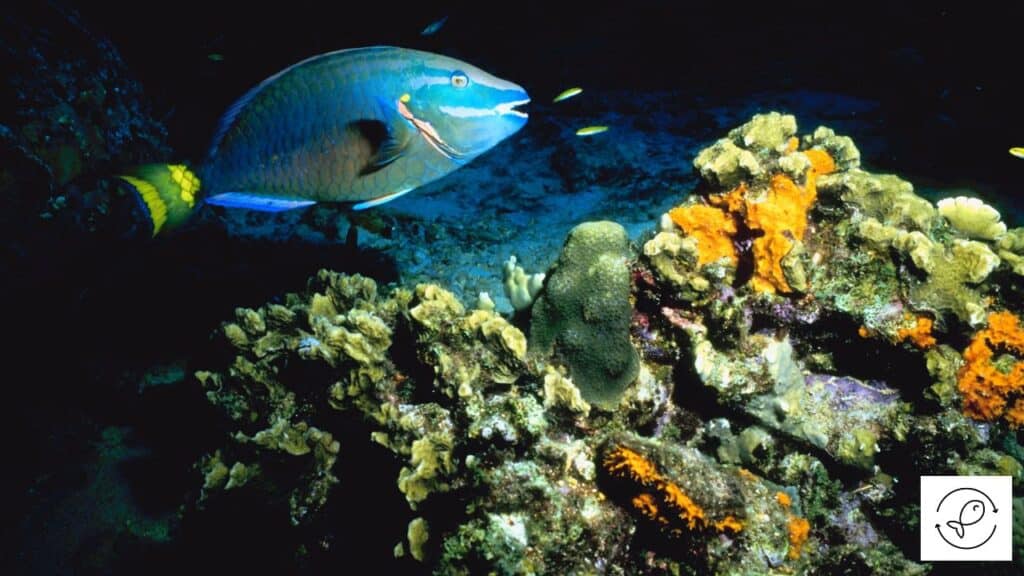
[495,97,530,119]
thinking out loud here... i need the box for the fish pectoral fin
[350,119,411,176]
[204,192,317,212]
[352,187,415,211]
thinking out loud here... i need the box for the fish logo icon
[945,499,985,539]
[934,488,999,550]
[920,475,1011,561]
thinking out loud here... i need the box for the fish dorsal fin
[352,119,411,176]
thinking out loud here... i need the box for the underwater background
[4,1,1024,574]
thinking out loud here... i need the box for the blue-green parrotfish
[118,46,530,236]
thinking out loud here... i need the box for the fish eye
[450,71,469,88]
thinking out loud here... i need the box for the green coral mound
[528,221,639,409]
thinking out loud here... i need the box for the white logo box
[920,475,1012,562]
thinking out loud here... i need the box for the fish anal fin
[205,192,317,212]
[352,187,415,210]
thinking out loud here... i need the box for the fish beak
[496,97,530,119]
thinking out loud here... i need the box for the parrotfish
[118,46,530,235]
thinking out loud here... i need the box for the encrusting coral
[188,113,1023,575]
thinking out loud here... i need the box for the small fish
[945,499,985,539]
[552,87,582,103]
[207,53,224,62]
[575,125,609,137]
[117,46,530,236]
[1010,147,1024,159]
[421,15,449,36]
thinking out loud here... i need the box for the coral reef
[189,113,1024,574]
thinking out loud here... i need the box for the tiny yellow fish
[553,87,583,103]
[1010,147,1024,159]
[575,125,609,137]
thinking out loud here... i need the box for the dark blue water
[3,2,1023,574]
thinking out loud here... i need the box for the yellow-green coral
[937,196,1007,241]
[641,230,718,299]
[853,213,1000,325]
[818,169,936,231]
[408,517,430,562]
[541,364,591,417]
[398,435,456,507]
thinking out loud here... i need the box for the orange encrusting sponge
[787,517,811,560]
[957,311,1024,427]
[667,203,739,266]
[603,445,742,538]
[667,147,836,293]
[746,149,835,293]
[896,315,937,349]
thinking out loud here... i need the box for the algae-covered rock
[529,221,639,409]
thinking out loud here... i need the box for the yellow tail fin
[117,164,201,236]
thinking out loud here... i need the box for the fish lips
[496,96,531,119]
